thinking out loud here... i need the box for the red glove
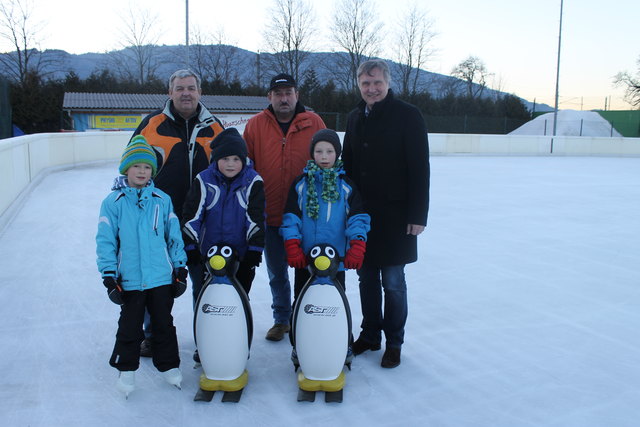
[344,240,366,270]
[284,239,307,268]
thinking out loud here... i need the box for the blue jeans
[357,263,407,349]
[264,226,292,325]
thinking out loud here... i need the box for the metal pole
[551,0,563,153]
[185,0,190,68]
[579,119,583,136]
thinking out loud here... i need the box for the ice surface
[0,156,639,427]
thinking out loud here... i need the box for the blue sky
[3,0,638,110]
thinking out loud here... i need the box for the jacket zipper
[153,205,159,235]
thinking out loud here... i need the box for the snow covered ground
[1,156,639,427]
[509,110,622,137]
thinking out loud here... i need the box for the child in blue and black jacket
[280,129,371,300]
[182,128,266,297]
[96,135,187,397]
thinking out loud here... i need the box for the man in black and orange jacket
[131,69,224,360]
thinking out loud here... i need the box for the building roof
[63,92,267,114]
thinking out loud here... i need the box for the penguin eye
[221,246,232,257]
[207,246,218,257]
[325,247,336,258]
[310,246,321,258]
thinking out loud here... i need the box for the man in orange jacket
[243,73,326,341]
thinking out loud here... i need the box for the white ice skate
[161,368,183,390]
[116,370,135,398]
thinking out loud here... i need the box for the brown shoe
[381,347,401,368]
[352,337,381,355]
[265,323,290,341]
[140,338,152,358]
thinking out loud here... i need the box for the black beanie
[310,129,342,157]
[210,128,248,164]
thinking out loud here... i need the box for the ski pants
[110,284,179,372]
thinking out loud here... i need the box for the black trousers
[110,284,179,372]
[235,260,257,296]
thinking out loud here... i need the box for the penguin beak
[314,256,331,271]
[210,255,226,271]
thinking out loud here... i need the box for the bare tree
[261,0,315,83]
[0,0,47,85]
[190,26,244,84]
[614,56,640,108]
[108,5,162,85]
[490,73,507,100]
[330,0,383,92]
[391,2,437,97]
[451,56,491,98]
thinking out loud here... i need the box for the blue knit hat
[119,135,158,176]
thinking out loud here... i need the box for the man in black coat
[342,59,430,368]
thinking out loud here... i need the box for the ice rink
[0,155,639,427]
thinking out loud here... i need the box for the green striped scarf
[305,159,343,220]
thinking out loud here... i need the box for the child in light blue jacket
[96,135,187,397]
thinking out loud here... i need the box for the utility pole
[185,0,190,69]
[551,0,563,153]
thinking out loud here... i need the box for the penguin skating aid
[193,245,253,403]
[290,244,353,403]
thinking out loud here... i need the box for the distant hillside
[2,46,553,112]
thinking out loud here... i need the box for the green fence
[318,111,528,135]
[596,110,640,137]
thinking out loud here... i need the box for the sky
[2,0,639,110]
[1,154,639,426]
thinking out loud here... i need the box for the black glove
[102,274,123,305]
[173,267,188,298]
[186,249,201,265]
[243,250,262,268]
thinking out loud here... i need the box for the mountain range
[4,45,554,112]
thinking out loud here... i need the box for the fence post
[579,119,583,136]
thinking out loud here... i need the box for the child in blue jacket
[182,127,266,296]
[280,129,371,300]
[96,135,187,397]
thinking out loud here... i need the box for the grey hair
[168,69,201,90]
[356,59,391,84]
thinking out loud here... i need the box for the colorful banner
[92,115,142,129]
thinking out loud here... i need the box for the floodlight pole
[185,0,190,69]
[551,0,563,153]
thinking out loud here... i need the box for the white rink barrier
[427,133,640,156]
[1,131,639,229]
[0,131,132,231]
